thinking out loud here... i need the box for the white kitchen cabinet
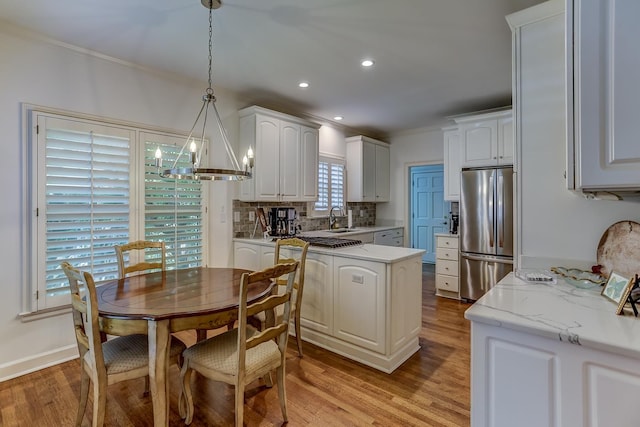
[373,227,404,247]
[456,110,513,168]
[333,258,386,352]
[299,252,334,336]
[346,135,390,202]
[471,320,640,427]
[435,234,459,299]
[233,241,262,271]
[238,106,319,202]
[443,126,461,201]
[566,0,640,194]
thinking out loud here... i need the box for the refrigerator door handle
[489,174,494,248]
[462,253,514,263]
[497,173,504,248]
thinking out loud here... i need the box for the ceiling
[0,0,546,139]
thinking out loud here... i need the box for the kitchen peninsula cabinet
[238,106,319,202]
[455,109,513,168]
[466,272,640,427]
[346,135,390,202]
[566,0,640,194]
[233,238,424,373]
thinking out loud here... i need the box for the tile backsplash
[232,200,376,238]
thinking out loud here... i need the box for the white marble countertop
[434,232,458,238]
[233,237,424,264]
[464,272,640,359]
[299,225,403,238]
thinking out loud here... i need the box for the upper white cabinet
[443,126,461,201]
[238,106,319,202]
[455,110,513,168]
[346,135,390,202]
[567,0,640,193]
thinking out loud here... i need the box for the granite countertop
[464,272,640,359]
[234,237,424,264]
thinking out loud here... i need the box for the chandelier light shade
[155,0,254,181]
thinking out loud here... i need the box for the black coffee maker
[449,212,459,235]
[269,207,297,237]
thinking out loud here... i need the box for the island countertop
[464,272,640,359]
[233,237,424,264]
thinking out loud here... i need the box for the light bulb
[154,147,162,168]
[247,146,254,159]
[189,140,197,153]
[243,155,248,166]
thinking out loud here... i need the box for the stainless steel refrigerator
[460,166,514,301]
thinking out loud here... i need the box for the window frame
[308,154,346,218]
[24,105,209,313]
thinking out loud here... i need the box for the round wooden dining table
[95,267,274,427]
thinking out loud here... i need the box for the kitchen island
[465,273,640,427]
[234,238,424,373]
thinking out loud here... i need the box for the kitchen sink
[327,228,357,233]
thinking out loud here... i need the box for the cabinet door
[374,143,390,201]
[300,126,319,201]
[333,258,385,352]
[300,252,333,335]
[255,115,280,201]
[279,122,301,200]
[233,242,261,271]
[460,119,498,167]
[362,141,377,201]
[498,116,514,165]
[444,129,461,201]
[570,0,640,190]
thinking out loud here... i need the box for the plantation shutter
[36,115,132,309]
[315,160,330,210]
[142,133,205,270]
[330,163,345,209]
[312,156,345,215]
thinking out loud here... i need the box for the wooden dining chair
[114,240,166,279]
[178,261,299,426]
[61,261,186,427]
[252,237,309,357]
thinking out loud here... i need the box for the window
[30,110,207,311]
[309,155,345,217]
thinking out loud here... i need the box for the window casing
[30,110,208,311]
[309,155,345,217]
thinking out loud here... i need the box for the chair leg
[92,376,107,427]
[235,383,245,427]
[76,366,90,427]
[196,329,207,342]
[294,311,303,357]
[179,361,194,424]
[276,364,288,422]
[143,376,150,396]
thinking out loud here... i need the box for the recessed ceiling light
[298,82,309,88]
[334,116,343,121]
[361,59,374,67]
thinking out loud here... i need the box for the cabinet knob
[493,156,497,159]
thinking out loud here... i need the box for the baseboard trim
[0,345,78,382]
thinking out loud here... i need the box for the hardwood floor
[0,264,472,426]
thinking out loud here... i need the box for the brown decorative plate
[596,221,640,279]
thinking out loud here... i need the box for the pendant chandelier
[155,0,254,181]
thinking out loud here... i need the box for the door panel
[411,165,447,263]
[460,168,494,255]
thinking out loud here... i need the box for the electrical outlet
[360,210,365,217]
[248,211,255,222]
[233,211,240,222]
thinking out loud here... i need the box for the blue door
[411,165,447,263]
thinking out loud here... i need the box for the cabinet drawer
[437,236,459,249]
[436,260,458,277]
[374,228,403,240]
[436,247,458,261]
[436,274,459,292]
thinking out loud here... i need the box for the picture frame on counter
[601,271,634,315]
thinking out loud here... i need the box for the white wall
[379,128,445,225]
[318,125,346,158]
[0,25,242,379]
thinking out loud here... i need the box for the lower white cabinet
[471,321,640,427]
[373,227,404,247]
[435,234,460,299]
[333,258,386,352]
[233,239,423,373]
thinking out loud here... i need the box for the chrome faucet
[329,206,341,229]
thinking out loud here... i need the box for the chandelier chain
[207,5,213,91]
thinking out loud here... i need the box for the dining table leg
[148,319,171,426]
